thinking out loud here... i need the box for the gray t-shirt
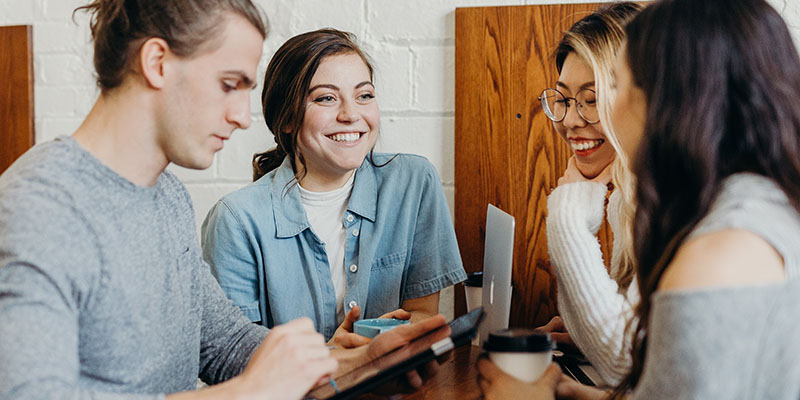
[632,173,800,399]
[0,137,268,399]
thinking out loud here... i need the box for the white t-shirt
[298,173,355,325]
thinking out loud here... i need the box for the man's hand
[367,314,449,393]
[364,314,447,362]
[477,356,562,400]
[237,318,337,400]
[330,314,449,395]
[327,306,412,349]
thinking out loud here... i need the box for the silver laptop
[477,204,515,345]
[476,205,602,387]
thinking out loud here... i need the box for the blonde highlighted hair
[554,2,643,291]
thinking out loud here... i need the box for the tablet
[553,349,597,386]
[307,307,485,400]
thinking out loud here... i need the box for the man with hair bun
[0,1,445,399]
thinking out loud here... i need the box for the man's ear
[139,37,171,89]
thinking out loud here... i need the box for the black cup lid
[464,271,483,287]
[483,328,553,352]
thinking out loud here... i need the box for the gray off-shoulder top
[632,173,800,399]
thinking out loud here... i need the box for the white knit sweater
[546,181,639,386]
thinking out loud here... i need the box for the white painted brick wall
[3,0,800,319]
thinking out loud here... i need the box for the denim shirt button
[348,300,357,309]
[352,228,359,237]
[349,264,358,273]
[346,214,355,223]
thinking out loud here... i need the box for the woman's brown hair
[253,28,375,181]
[75,0,267,92]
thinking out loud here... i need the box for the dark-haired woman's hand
[477,356,562,400]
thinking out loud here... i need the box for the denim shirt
[201,153,466,339]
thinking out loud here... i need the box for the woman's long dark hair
[616,0,800,393]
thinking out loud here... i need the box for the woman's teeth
[570,139,603,151]
[329,133,361,142]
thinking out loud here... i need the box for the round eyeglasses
[537,88,599,124]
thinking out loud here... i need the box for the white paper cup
[464,272,483,346]
[465,286,482,312]
[484,329,553,383]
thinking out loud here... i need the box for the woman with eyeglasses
[533,2,642,387]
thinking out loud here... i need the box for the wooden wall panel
[455,4,609,328]
[1,25,35,175]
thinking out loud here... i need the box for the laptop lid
[478,204,515,345]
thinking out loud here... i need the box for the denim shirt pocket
[372,250,407,271]
[367,249,407,315]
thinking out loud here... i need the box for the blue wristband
[329,377,340,394]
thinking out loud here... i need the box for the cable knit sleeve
[546,182,637,386]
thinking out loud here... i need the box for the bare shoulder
[658,229,785,291]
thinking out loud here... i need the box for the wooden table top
[356,344,482,400]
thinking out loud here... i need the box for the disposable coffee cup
[483,329,553,383]
[464,271,483,312]
[464,272,483,345]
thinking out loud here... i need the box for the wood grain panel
[0,25,35,174]
[455,4,609,328]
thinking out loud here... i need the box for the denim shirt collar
[270,157,377,238]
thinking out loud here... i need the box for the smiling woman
[200,29,466,347]
[294,53,380,191]
[547,54,614,178]
[536,1,642,387]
